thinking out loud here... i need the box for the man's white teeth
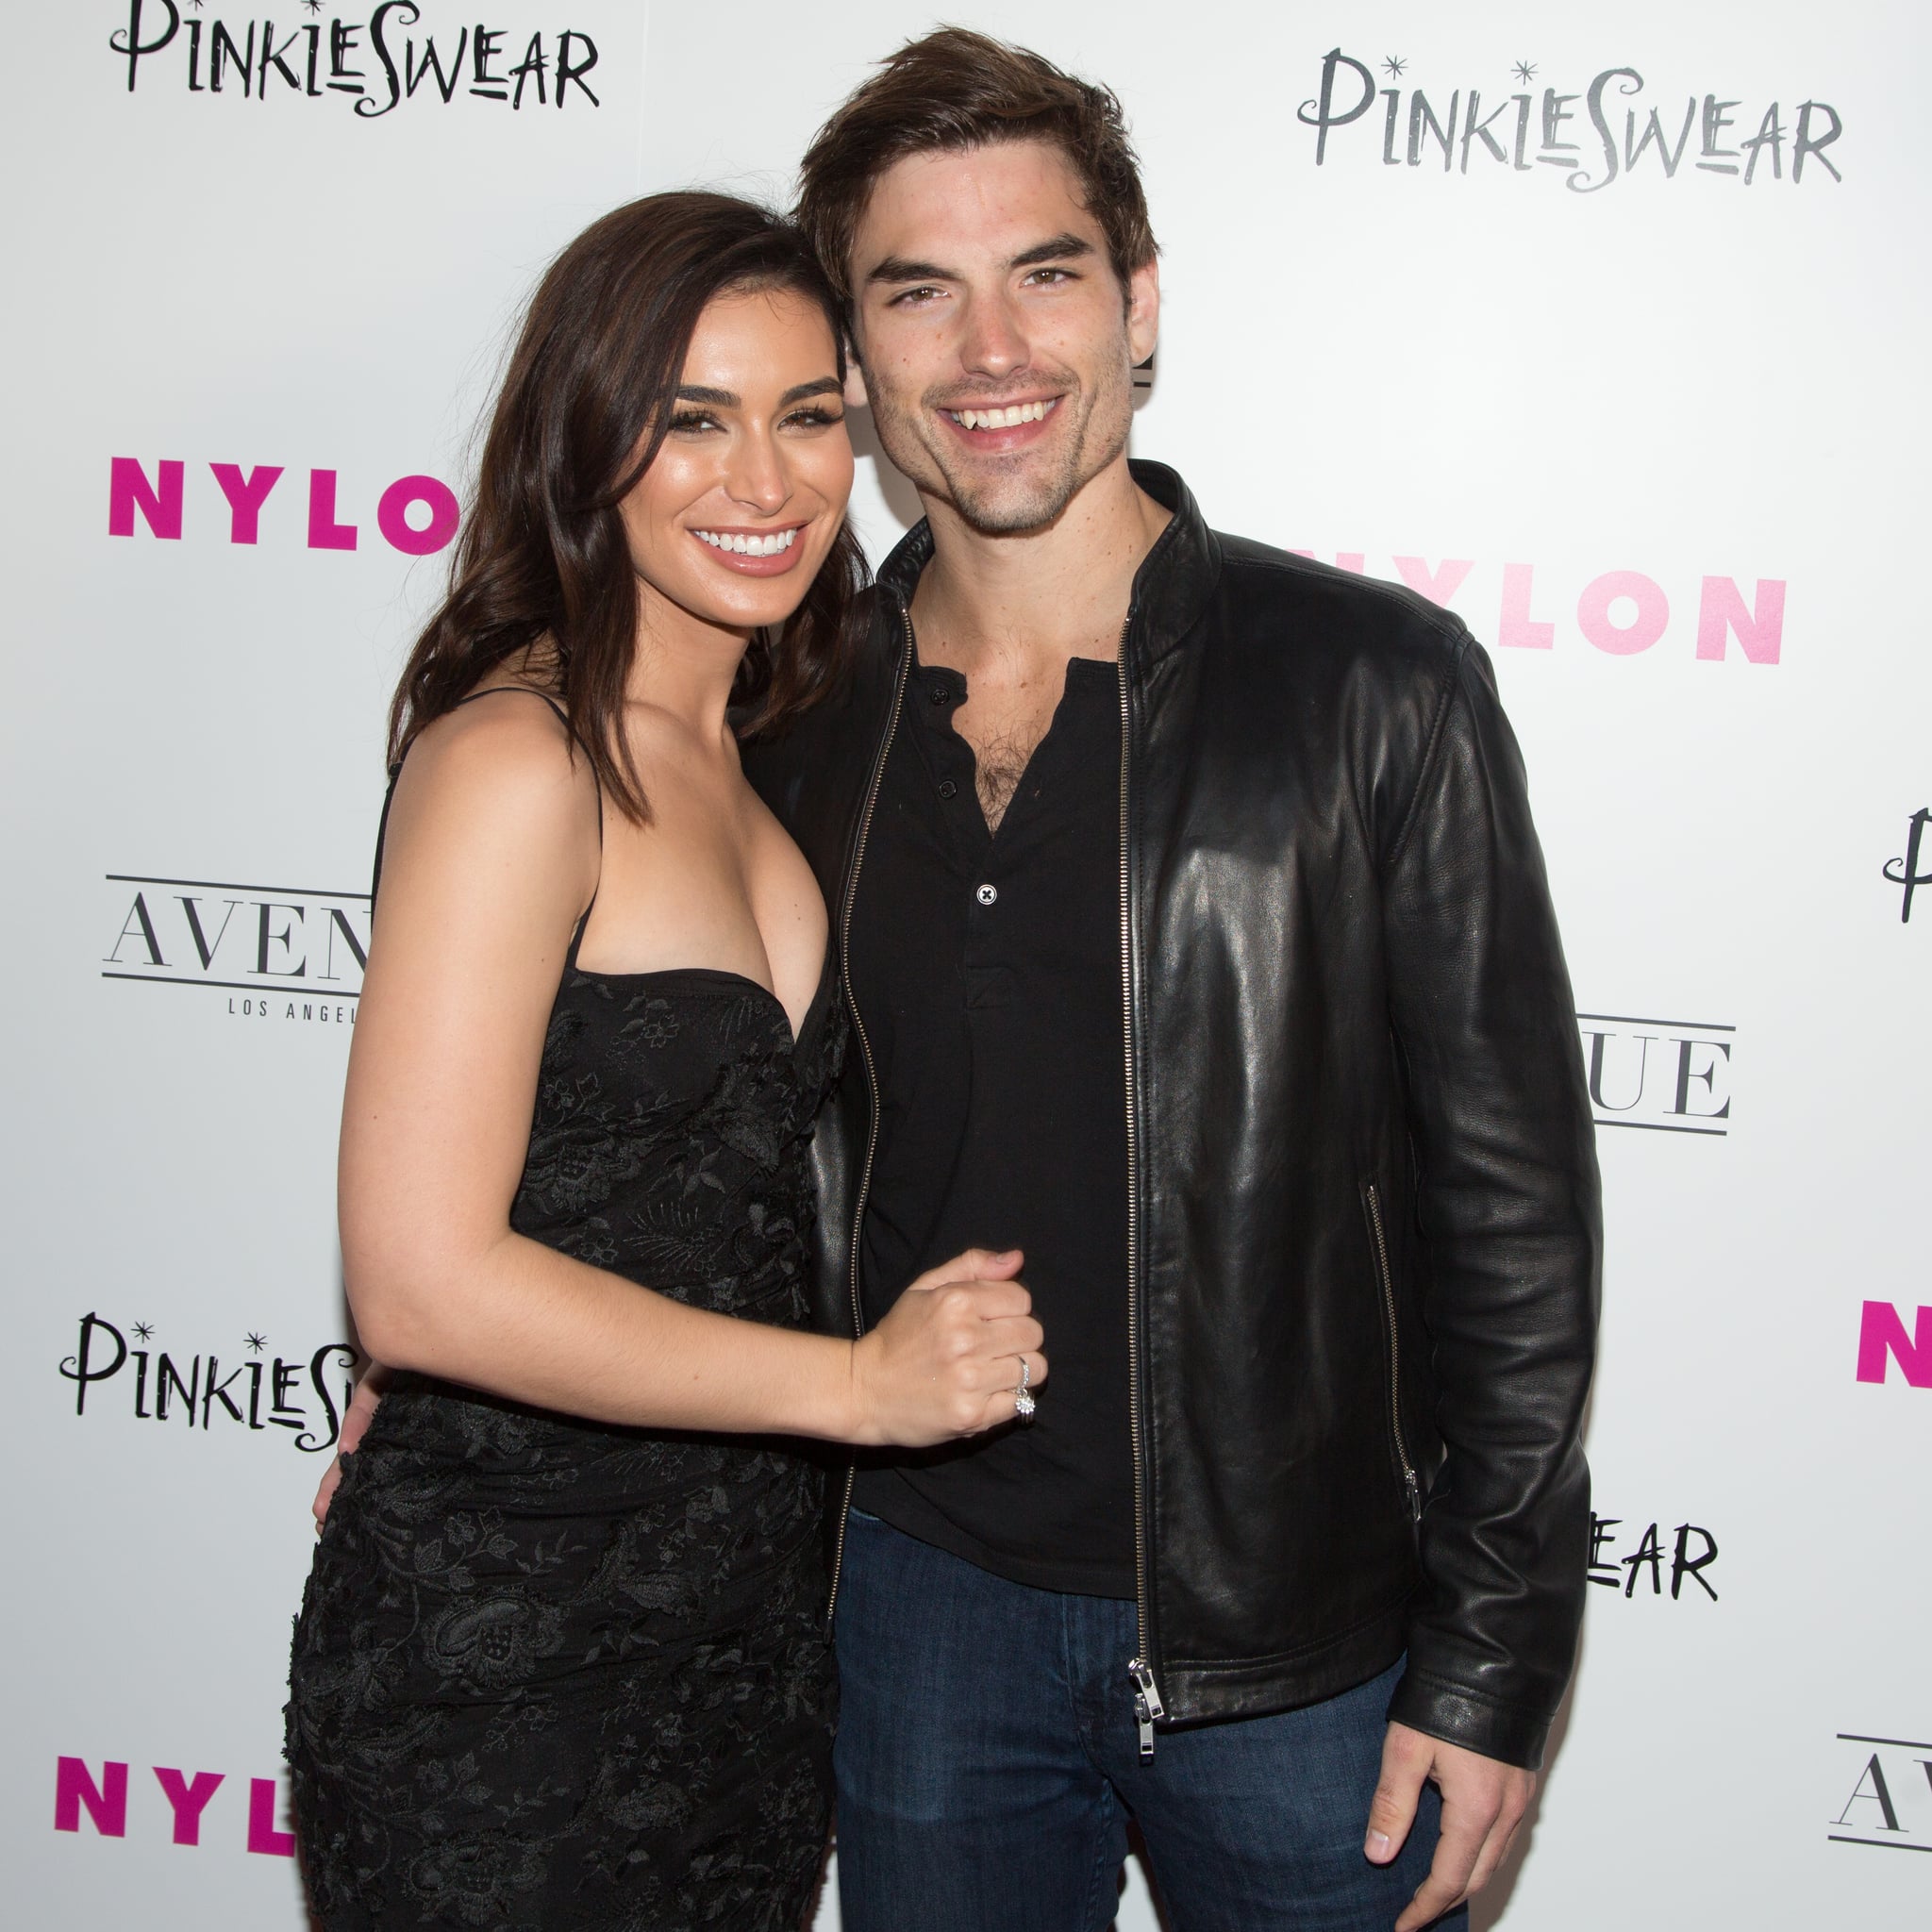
[951,400,1053,429]
[694,527,797,556]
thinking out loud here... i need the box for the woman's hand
[849,1248,1045,1446]
[311,1362,390,1529]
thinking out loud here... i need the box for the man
[746,27,1601,1932]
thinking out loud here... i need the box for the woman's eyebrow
[674,377,842,408]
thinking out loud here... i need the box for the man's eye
[1024,267,1074,287]
[891,285,945,307]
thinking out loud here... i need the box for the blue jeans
[834,1510,1463,1932]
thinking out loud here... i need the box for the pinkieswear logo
[1300,49,1842,193]
[108,3,603,118]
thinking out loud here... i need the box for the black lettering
[1625,99,1696,177]
[58,1313,128,1416]
[155,1352,200,1425]
[1669,1038,1732,1119]
[1697,95,1741,174]
[106,893,166,967]
[298,1345,358,1453]
[201,1356,247,1428]
[1836,1754,1903,1833]
[1742,103,1785,185]
[1540,90,1579,158]
[1380,89,1400,166]
[357,0,410,118]
[177,896,241,970]
[470,24,507,96]
[1622,1520,1665,1596]
[556,29,599,107]
[1460,92,1512,171]
[508,30,546,108]
[258,22,305,93]
[1587,1511,1622,1588]
[209,19,255,95]
[328,18,364,91]
[406,26,468,100]
[1670,1523,1719,1601]
[270,1357,307,1427]
[108,0,179,92]
[1407,90,1458,171]
[1585,1031,1657,1112]
[318,905,368,981]
[1572,68,1641,194]
[1884,808,1932,922]
[256,901,306,977]
[1794,101,1844,184]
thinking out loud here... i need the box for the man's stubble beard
[864,356,1136,539]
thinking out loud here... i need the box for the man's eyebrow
[865,235,1098,288]
[674,378,841,408]
[865,255,954,287]
[1008,233,1095,271]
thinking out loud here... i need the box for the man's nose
[957,290,1029,380]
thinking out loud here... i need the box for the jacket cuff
[1385,1666,1552,1772]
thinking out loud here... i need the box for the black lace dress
[287,940,845,1930]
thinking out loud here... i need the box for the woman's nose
[724,430,789,512]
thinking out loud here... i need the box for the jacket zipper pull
[1405,1469,1422,1522]
[1129,1657,1165,1761]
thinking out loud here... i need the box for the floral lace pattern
[288,965,845,1930]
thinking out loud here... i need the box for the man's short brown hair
[794,26,1158,319]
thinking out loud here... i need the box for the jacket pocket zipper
[1364,1180,1422,1524]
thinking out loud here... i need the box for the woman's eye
[668,411,717,434]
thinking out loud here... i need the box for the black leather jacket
[744,461,1600,1771]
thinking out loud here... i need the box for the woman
[286,192,1045,1931]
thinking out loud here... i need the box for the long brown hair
[389,192,867,820]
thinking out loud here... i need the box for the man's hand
[1365,1721,1534,1931]
[311,1362,390,1529]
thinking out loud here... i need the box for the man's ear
[1126,258,1160,370]
[843,347,870,409]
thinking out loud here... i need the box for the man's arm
[1370,630,1600,1914]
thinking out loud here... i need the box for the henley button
[938,780,958,800]
[974,883,998,907]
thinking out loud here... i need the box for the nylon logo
[54,1757,293,1856]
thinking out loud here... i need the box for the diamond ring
[1014,1356,1036,1422]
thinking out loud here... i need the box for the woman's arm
[339,698,1039,1447]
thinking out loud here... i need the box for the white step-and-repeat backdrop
[6,3,1927,1926]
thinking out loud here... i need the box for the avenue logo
[109,458,458,557]
[1299,50,1842,193]
[108,3,602,117]
[1882,807,1929,922]
[59,1311,358,1455]
[1855,1302,1931,1390]
[1587,1510,1720,1602]
[103,873,370,1016]
[1291,553,1784,665]
[1830,1733,1932,1855]
[56,1757,293,1857]
[1576,1014,1734,1136]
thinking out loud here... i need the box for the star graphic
[1381,56,1407,79]
[246,1332,268,1354]
[186,0,203,10]
[1512,60,1539,84]
[133,1322,155,1342]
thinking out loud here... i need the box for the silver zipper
[1117,616,1163,1759]
[823,611,913,1631]
[1364,1181,1422,1523]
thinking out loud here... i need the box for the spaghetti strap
[370,688,606,953]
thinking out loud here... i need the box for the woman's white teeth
[694,527,797,556]
[951,400,1053,429]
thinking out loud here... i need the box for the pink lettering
[1857,1301,1932,1388]
[246,1776,295,1857]
[54,1757,128,1837]
[376,474,460,557]
[1497,563,1554,650]
[152,1767,224,1846]
[307,469,358,551]
[1696,575,1785,664]
[108,458,183,540]
[208,464,283,545]
[1392,556,1474,608]
[1577,571,1669,656]
[1334,553,1366,575]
